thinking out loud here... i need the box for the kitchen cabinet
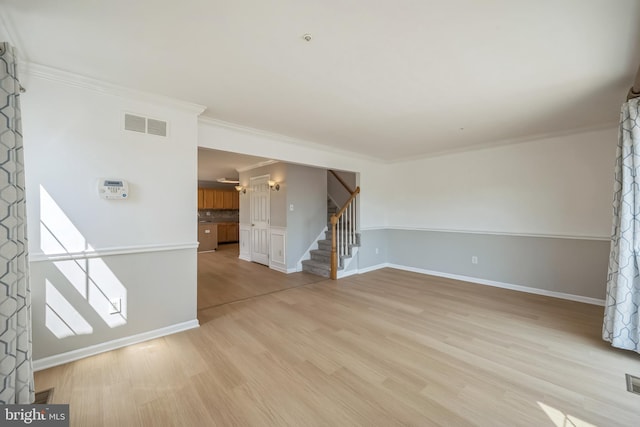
[198,188,240,211]
[197,189,204,210]
[198,223,218,252]
[228,223,239,241]
[223,191,233,209]
[217,223,239,243]
[214,191,224,209]
[203,189,215,209]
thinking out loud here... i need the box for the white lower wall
[269,227,287,272]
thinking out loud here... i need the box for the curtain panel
[603,97,640,354]
[0,42,34,404]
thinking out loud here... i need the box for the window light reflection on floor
[537,401,596,427]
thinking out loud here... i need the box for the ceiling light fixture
[216,178,240,184]
[303,33,312,42]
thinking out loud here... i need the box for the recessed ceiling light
[303,33,312,42]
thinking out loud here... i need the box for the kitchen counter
[198,221,239,244]
[197,222,218,252]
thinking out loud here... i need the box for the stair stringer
[296,226,328,272]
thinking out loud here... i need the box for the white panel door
[250,175,270,265]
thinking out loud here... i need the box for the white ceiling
[2,1,639,161]
[197,148,272,183]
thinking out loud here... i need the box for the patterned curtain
[603,97,640,354]
[0,43,34,404]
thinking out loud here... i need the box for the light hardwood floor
[35,266,640,426]
[197,243,325,311]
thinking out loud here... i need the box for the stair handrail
[329,170,355,194]
[330,186,360,280]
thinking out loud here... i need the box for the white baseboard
[337,268,359,279]
[357,262,390,274]
[33,319,200,371]
[238,254,251,262]
[269,263,287,273]
[356,263,605,306]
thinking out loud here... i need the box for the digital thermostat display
[98,178,129,200]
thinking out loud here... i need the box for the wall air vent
[124,113,146,133]
[147,118,167,137]
[124,113,168,137]
[627,374,640,395]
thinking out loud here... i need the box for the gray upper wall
[286,164,327,269]
[238,161,328,269]
[238,162,287,227]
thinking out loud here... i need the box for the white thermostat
[98,178,129,199]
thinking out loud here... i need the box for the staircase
[302,198,360,278]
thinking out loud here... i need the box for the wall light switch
[290,204,294,211]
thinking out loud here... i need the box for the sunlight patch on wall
[53,260,88,298]
[537,401,596,427]
[40,186,94,254]
[45,279,93,338]
[87,258,127,326]
[40,185,128,337]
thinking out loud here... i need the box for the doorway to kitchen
[196,148,326,320]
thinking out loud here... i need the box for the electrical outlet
[375,248,379,254]
[471,256,478,264]
[109,298,121,314]
[289,204,294,211]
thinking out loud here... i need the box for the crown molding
[24,62,207,115]
[387,121,618,163]
[199,116,385,164]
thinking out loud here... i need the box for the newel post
[330,215,338,280]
